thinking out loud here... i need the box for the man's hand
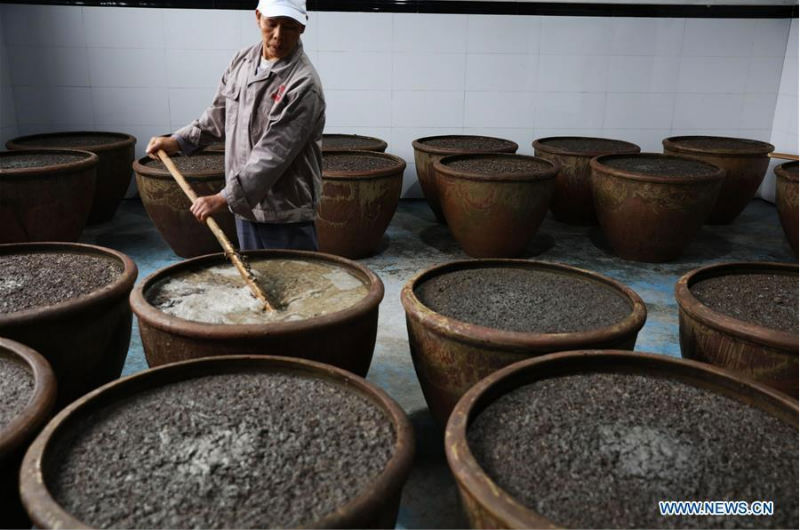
[146,136,180,159]
[191,192,228,223]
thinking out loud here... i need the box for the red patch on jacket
[271,85,287,103]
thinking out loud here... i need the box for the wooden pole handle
[157,150,275,312]
[769,152,799,161]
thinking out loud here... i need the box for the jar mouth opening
[322,151,406,178]
[592,153,725,182]
[533,136,641,157]
[435,153,557,182]
[413,135,518,155]
[664,136,775,156]
[402,259,647,349]
[0,149,98,173]
[131,250,384,335]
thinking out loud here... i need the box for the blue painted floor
[80,197,796,529]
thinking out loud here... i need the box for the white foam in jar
[147,259,369,324]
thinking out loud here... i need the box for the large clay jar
[20,355,414,529]
[662,136,774,224]
[675,261,798,397]
[318,151,406,259]
[435,153,557,258]
[412,135,518,223]
[6,132,136,224]
[532,136,640,225]
[323,133,388,153]
[130,250,384,377]
[591,153,724,262]
[0,150,97,244]
[445,350,798,529]
[134,151,238,258]
[0,338,56,529]
[400,260,647,425]
[775,161,798,253]
[0,243,137,409]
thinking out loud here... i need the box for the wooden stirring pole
[157,150,274,312]
[769,152,799,161]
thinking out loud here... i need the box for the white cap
[256,0,308,26]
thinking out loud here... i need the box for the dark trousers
[235,217,319,251]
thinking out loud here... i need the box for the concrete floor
[81,197,795,529]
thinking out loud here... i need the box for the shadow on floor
[418,223,462,255]
[419,223,555,258]
[586,225,735,264]
[522,231,555,257]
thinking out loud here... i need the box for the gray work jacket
[174,41,325,223]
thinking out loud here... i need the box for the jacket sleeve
[172,62,233,154]
[221,83,323,215]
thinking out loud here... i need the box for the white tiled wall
[0,9,18,147]
[0,4,796,198]
[759,18,798,203]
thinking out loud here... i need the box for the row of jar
[2,131,797,263]
[1,241,797,528]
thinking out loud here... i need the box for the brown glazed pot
[130,250,384,377]
[532,136,641,225]
[435,154,557,258]
[0,149,97,244]
[591,153,725,263]
[318,151,406,259]
[6,132,136,224]
[445,350,798,529]
[0,338,56,529]
[400,260,647,425]
[662,136,774,224]
[20,355,415,529]
[412,135,518,223]
[0,243,137,409]
[675,261,798,397]
[775,161,798,253]
[133,152,238,258]
[322,133,388,153]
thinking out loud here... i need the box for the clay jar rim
[322,150,407,180]
[129,249,385,337]
[412,135,519,156]
[322,133,388,153]
[591,152,725,185]
[400,259,647,351]
[775,161,799,183]
[0,149,99,178]
[19,354,415,530]
[0,242,138,327]
[6,131,136,154]
[132,152,225,181]
[434,153,559,183]
[663,136,775,158]
[532,136,641,158]
[444,349,799,530]
[675,261,799,351]
[0,337,57,461]
[445,350,798,528]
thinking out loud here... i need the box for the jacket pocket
[220,78,240,101]
[221,80,240,132]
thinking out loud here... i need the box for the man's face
[257,13,304,60]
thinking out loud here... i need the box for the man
[146,0,325,251]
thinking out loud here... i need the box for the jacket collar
[247,40,304,86]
